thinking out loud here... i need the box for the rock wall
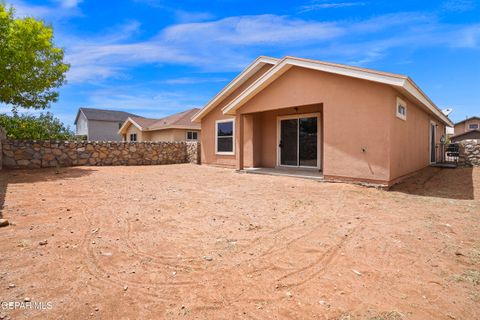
[2,140,201,169]
[0,126,5,170]
[186,141,201,165]
[458,139,480,167]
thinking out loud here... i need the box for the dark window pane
[192,132,198,139]
[217,137,233,152]
[280,119,298,166]
[299,117,317,167]
[187,132,192,139]
[218,121,233,136]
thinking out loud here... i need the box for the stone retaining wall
[1,140,201,169]
[458,139,480,167]
[0,127,5,170]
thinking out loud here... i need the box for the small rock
[286,291,293,298]
[95,307,99,311]
[123,286,128,291]
[39,240,48,246]
[0,219,9,228]
[24,297,31,302]
[8,283,15,288]
[203,256,213,261]
[352,269,362,276]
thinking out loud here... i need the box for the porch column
[236,114,244,171]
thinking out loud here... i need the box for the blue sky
[4,0,480,127]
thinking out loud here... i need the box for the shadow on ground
[391,167,475,200]
[0,167,96,218]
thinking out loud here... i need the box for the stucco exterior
[124,123,200,142]
[198,59,451,186]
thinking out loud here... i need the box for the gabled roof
[211,56,452,127]
[74,107,139,124]
[191,56,279,122]
[119,108,201,134]
[454,116,480,126]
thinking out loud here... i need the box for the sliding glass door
[279,114,319,168]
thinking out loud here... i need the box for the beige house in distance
[119,108,201,142]
[451,116,480,142]
[192,56,453,187]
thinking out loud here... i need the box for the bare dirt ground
[0,164,479,320]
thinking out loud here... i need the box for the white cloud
[299,1,366,13]
[161,77,229,85]
[85,87,205,118]
[56,12,480,83]
[442,0,476,12]
[6,0,82,19]
[54,0,83,9]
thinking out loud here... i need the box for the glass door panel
[299,117,318,167]
[280,119,298,166]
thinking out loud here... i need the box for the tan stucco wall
[144,129,200,142]
[388,89,445,182]
[124,124,144,142]
[454,118,480,135]
[201,65,447,185]
[201,64,274,168]
[124,123,200,142]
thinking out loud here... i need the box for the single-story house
[192,56,454,187]
[75,107,139,141]
[119,108,201,142]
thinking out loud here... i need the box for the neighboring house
[451,116,480,142]
[118,108,201,142]
[192,56,453,187]
[75,108,139,141]
[453,116,480,135]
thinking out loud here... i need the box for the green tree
[0,2,69,112]
[0,113,74,140]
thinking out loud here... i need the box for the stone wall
[2,140,201,169]
[458,139,480,167]
[186,141,201,165]
[0,126,5,170]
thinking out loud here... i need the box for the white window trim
[215,119,235,155]
[396,97,407,120]
[468,123,479,130]
[186,131,198,140]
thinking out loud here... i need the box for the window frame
[129,133,137,142]
[396,97,407,120]
[186,131,198,141]
[468,123,479,130]
[215,119,235,155]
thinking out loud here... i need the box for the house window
[396,97,407,120]
[215,119,235,155]
[186,131,198,140]
[130,133,137,142]
[468,123,479,130]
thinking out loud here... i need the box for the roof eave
[191,56,279,123]
[222,56,453,127]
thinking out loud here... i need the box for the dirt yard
[0,164,479,320]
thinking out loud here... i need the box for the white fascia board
[191,56,279,122]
